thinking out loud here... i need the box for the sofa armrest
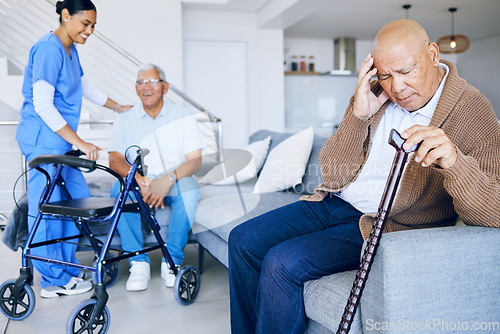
[360,226,500,333]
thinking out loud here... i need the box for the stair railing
[0,0,224,218]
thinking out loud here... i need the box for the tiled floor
[0,239,230,334]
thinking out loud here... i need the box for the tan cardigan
[302,60,500,240]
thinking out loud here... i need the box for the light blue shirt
[340,63,449,213]
[109,100,205,179]
[16,32,84,150]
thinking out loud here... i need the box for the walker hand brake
[137,148,150,177]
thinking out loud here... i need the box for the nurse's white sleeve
[81,75,108,106]
[32,79,67,132]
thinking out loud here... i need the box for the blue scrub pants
[19,143,90,289]
[228,195,364,334]
[110,176,200,266]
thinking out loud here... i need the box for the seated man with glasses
[108,63,205,291]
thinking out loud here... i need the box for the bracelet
[114,104,121,112]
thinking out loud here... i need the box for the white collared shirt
[339,63,449,213]
[109,100,205,179]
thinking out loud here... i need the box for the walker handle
[29,154,97,171]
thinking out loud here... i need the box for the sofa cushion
[199,179,256,201]
[250,129,328,195]
[304,270,363,334]
[250,129,294,151]
[199,136,271,185]
[193,191,301,241]
[193,190,301,267]
[360,226,500,333]
[294,134,327,195]
[254,127,314,193]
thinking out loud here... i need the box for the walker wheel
[92,255,120,288]
[173,265,201,306]
[66,299,110,334]
[0,279,36,320]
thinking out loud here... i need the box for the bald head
[372,19,430,56]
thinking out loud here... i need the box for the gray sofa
[4,129,499,333]
[191,129,326,268]
[189,130,500,333]
[304,226,500,333]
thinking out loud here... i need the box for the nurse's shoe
[40,277,93,298]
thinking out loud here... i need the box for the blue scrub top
[16,32,84,150]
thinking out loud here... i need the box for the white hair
[137,63,166,81]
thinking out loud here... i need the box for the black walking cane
[336,129,421,334]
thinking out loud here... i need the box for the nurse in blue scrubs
[16,0,132,298]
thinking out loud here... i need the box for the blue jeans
[19,143,89,289]
[228,195,364,334]
[110,176,200,265]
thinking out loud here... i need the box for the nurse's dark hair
[55,0,96,23]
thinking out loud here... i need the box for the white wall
[355,40,372,71]
[184,40,249,148]
[92,0,184,90]
[0,58,23,115]
[455,34,500,119]
[90,1,286,148]
[183,10,285,148]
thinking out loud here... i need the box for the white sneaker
[161,262,181,288]
[77,271,91,281]
[40,276,93,298]
[126,261,150,291]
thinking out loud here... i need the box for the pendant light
[402,4,411,19]
[437,7,470,54]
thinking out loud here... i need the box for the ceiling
[182,0,270,12]
[182,0,500,43]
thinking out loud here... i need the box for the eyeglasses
[136,79,164,87]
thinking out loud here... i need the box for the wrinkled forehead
[373,42,420,70]
[372,45,408,67]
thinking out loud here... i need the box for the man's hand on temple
[401,125,458,169]
[353,54,389,120]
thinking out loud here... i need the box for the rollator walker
[0,147,201,334]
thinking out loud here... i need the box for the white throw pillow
[199,136,271,185]
[253,127,314,194]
